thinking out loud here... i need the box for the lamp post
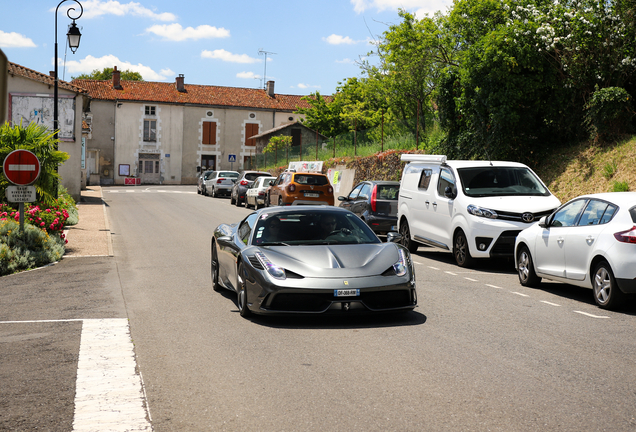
[53,0,82,198]
[54,0,83,139]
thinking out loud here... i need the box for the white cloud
[72,0,177,21]
[295,83,321,89]
[201,49,259,64]
[350,0,452,16]
[237,72,261,79]
[0,30,36,48]
[323,34,357,45]
[335,58,355,64]
[64,54,171,81]
[146,24,230,41]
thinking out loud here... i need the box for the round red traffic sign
[3,150,41,186]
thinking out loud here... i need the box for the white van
[397,155,561,267]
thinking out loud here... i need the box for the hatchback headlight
[467,204,498,219]
[393,248,408,277]
[255,251,286,279]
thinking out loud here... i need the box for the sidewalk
[63,186,113,257]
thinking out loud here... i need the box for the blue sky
[1,0,452,96]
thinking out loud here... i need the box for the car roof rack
[400,154,447,164]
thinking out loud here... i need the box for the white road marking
[445,271,457,276]
[0,318,152,430]
[574,311,610,319]
[428,266,439,270]
[511,292,530,297]
[464,277,478,282]
[73,318,151,431]
[541,301,561,307]
[413,261,423,265]
[485,284,503,289]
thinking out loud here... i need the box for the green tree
[263,135,292,166]
[296,92,348,138]
[0,122,69,207]
[72,67,143,81]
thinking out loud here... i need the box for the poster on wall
[9,94,76,141]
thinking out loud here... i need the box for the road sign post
[3,150,41,232]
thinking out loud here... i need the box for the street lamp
[53,0,82,198]
[54,0,83,137]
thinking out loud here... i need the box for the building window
[144,119,156,141]
[202,121,217,145]
[245,123,259,146]
[145,106,156,116]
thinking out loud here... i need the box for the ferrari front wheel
[237,262,252,317]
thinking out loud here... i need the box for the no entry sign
[3,150,41,186]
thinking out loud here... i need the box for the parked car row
[202,155,636,310]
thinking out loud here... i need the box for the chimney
[49,71,55,78]
[266,80,275,97]
[112,66,122,90]
[176,74,185,92]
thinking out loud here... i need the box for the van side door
[426,166,457,248]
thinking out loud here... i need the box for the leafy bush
[602,161,618,180]
[0,219,65,276]
[612,181,630,192]
[586,87,635,143]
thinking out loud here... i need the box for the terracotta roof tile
[72,79,317,111]
[8,62,88,94]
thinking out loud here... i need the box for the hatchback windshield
[219,172,239,178]
[253,210,380,246]
[457,167,550,197]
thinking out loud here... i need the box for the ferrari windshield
[457,167,551,197]
[253,210,381,246]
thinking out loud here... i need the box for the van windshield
[457,167,551,197]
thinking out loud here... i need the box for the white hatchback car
[515,192,636,309]
[245,176,276,209]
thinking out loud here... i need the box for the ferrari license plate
[304,193,319,198]
[334,289,360,297]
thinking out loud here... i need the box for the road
[2,185,636,431]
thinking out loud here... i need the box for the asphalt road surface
[2,185,635,431]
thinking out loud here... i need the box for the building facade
[74,69,312,185]
[5,62,88,201]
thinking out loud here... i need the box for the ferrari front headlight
[255,251,286,280]
[393,248,408,277]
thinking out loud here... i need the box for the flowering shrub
[0,203,69,243]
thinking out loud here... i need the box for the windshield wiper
[260,241,291,246]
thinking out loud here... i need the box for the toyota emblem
[522,212,535,223]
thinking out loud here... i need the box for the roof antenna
[258,48,276,90]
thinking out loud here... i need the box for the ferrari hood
[253,243,401,278]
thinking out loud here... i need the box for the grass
[534,135,636,203]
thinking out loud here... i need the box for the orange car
[267,172,334,206]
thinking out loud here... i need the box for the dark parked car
[210,206,417,317]
[338,181,400,235]
[230,171,272,206]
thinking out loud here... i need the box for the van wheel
[593,261,624,309]
[399,220,419,253]
[453,230,474,268]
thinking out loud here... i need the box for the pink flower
[40,222,45,227]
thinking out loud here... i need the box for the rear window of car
[219,172,238,178]
[377,184,399,200]
[293,174,329,186]
[245,173,270,181]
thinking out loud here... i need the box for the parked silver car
[245,176,276,209]
[204,171,239,197]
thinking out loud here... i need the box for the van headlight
[467,204,498,219]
